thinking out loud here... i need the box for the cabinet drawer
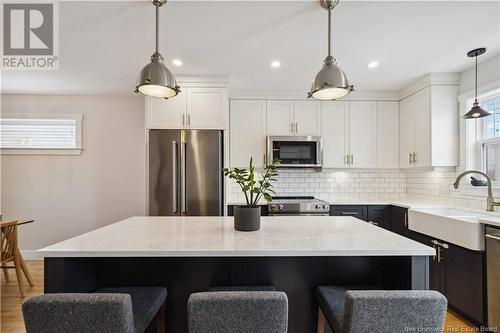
[330,205,368,221]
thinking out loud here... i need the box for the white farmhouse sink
[408,208,487,251]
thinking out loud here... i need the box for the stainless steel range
[268,196,330,216]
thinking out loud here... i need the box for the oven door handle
[486,234,500,241]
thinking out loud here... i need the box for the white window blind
[0,115,82,154]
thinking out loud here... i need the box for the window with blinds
[483,94,500,139]
[0,115,82,154]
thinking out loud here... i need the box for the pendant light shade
[463,48,489,119]
[463,101,490,119]
[308,0,353,100]
[135,0,180,99]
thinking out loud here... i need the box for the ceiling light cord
[328,8,331,57]
[155,3,159,54]
[475,55,478,102]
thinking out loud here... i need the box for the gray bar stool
[316,286,447,333]
[188,290,288,333]
[22,287,167,333]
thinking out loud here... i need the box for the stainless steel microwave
[267,136,323,168]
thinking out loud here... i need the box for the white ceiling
[2,1,499,95]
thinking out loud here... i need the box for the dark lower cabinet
[330,205,368,221]
[367,206,391,230]
[227,205,268,216]
[410,231,486,325]
[445,242,485,325]
[390,206,410,237]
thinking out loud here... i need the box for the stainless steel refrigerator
[149,130,223,216]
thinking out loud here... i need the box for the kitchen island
[39,216,435,333]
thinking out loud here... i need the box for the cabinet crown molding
[399,73,460,100]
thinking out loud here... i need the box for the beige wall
[1,94,146,255]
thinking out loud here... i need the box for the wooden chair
[1,220,34,297]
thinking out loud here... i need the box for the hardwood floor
[1,261,44,333]
[1,261,477,333]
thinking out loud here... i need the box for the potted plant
[224,158,280,231]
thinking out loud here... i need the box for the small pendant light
[308,0,353,100]
[135,0,180,99]
[463,48,490,119]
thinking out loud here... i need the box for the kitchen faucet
[453,170,500,212]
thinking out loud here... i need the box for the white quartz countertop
[38,216,435,257]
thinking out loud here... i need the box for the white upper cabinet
[412,87,432,167]
[399,95,415,168]
[294,101,322,136]
[230,100,267,168]
[349,102,377,168]
[266,101,294,135]
[146,87,228,130]
[266,101,321,136]
[146,90,187,129]
[187,88,228,130]
[376,102,399,168]
[399,84,458,168]
[322,101,349,168]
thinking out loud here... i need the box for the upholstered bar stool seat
[22,287,167,333]
[208,285,276,292]
[316,286,447,333]
[188,291,288,333]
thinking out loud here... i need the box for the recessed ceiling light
[172,59,183,66]
[270,61,281,68]
[368,61,379,69]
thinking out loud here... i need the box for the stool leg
[3,268,9,282]
[13,257,25,297]
[155,304,166,333]
[17,251,34,286]
[317,306,326,333]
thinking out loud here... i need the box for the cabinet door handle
[413,152,417,164]
[341,212,359,215]
[368,221,379,226]
[350,154,353,165]
[264,153,267,166]
[187,114,191,127]
[290,122,294,133]
[409,153,412,164]
[295,122,298,133]
[344,154,349,165]
[182,113,186,127]
[404,212,408,227]
[437,246,442,262]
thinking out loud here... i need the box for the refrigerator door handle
[171,141,178,214]
[180,140,187,215]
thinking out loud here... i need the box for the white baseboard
[21,250,43,260]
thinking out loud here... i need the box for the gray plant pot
[234,206,261,231]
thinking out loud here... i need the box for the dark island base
[44,256,429,333]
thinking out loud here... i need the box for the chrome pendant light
[308,0,353,100]
[463,48,490,119]
[135,0,180,99]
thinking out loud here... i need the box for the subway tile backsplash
[227,169,498,209]
[228,169,407,203]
